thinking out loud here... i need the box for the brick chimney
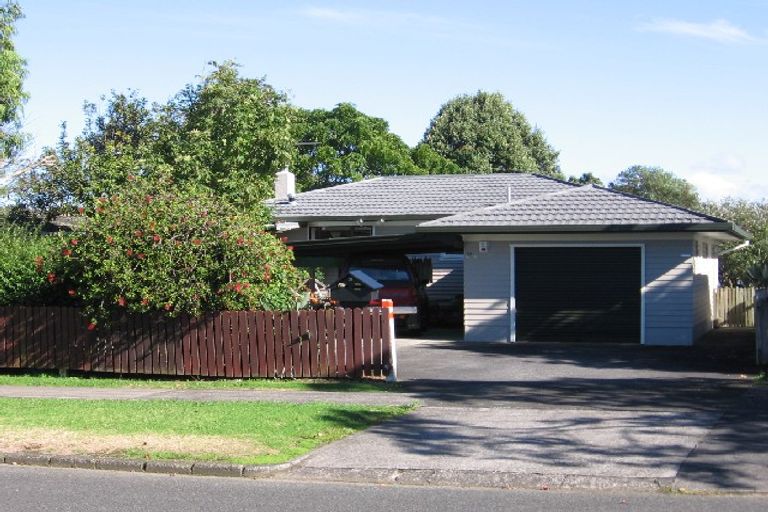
[274,168,296,201]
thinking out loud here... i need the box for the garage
[513,246,642,343]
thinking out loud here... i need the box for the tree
[12,62,295,217]
[568,172,604,186]
[410,143,461,174]
[703,198,768,286]
[609,165,701,210]
[157,61,294,207]
[59,176,307,326]
[421,91,562,178]
[0,1,28,164]
[10,91,156,220]
[291,103,422,190]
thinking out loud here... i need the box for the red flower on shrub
[192,239,202,246]
[70,239,79,246]
[47,272,57,284]
[164,303,173,311]
[95,206,104,213]
[117,296,126,307]
[137,253,146,260]
[106,236,114,244]
[134,230,143,238]
[77,207,85,214]
[236,237,245,246]
[153,234,161,243]
[287,245,294,251]
[141,298,150,306]
[126,249,134,256]
[34,256,44,272]
[145,195,153,204]
[87,322,97,331]
[233,283,243,293]
[68,289,77,297]
[62,249,72,257]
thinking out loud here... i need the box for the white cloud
[299,7,367,23]
[298,6,457,28]
[638,18,761,44]
[687,154,768,201]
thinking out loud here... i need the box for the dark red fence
[0,307,393,379]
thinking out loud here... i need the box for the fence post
[756,289,768,366]
[382,299,397,382]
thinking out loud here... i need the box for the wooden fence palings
[0,307,392,379]
[715,287,756,328]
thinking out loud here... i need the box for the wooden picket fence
[0,307,393,379]
[714,287,756,327]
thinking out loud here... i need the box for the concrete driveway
[290,329,768,491]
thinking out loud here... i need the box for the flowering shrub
[61,176,307,326]
[0,225,66,305]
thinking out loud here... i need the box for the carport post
[382,299,398,382]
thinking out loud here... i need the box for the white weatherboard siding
[462,235,702,346]
[422,253,464,302]
[643,240,694,345]
[464,241,510,342]
[692,238,719,340]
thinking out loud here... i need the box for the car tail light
[380,287,418,306]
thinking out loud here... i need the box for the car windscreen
[349,267,411,283]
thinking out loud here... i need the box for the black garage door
[515,247,641,343]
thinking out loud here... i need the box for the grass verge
[0,397,413,465]
[0,372,399,392]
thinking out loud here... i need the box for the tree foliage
[609,165,701,210]
[0,224,63,305]
[59,176,307,325]
[568,172,604,186]
[156,62,294,206]
[292,103,422,190]
[11,62,294,217]
[703,198,768,286]
[422,91,562,178]
[410,143,461,174]
[0,1,27,163]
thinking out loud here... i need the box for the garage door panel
[515,247,641,343]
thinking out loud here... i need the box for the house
[268,170,748,345]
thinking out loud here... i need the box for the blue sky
[14,0,768,200]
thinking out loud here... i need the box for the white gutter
[719,240,750,256]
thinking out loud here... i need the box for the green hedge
[0,225,62,305]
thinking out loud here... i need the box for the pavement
[288,329,768,491]
[1,327,766,492]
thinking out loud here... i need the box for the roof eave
[417,222,750,239]
[271,213,446,223]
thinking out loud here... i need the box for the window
[311,226,372,240]
[349,266,411,283]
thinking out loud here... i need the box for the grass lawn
[0,372,399,392]
[0,397,412,465]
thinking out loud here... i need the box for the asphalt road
[1,465,765,512]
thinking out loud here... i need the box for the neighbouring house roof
[267,173,575,221]
[418,185,749,238]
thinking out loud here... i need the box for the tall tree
[0,1,28,164]
[609,165,701,210]
[292,103,422,190]
[157,61,294,206]
[422,91,562,178]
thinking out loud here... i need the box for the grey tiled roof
[268,174,575,219]
[418,185,724,229]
